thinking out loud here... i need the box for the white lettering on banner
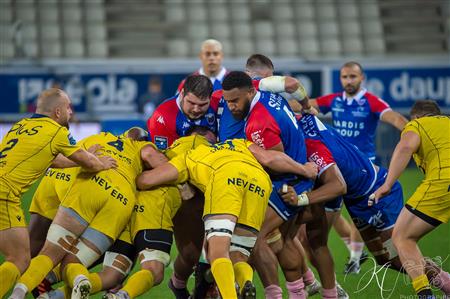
[378,72,450,104]
[17,75,139,112]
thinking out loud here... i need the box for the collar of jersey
[342,88,367,105]
[247,91,261,119]
[199,67,227,82]
[30,113,49,119]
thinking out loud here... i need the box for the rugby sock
[171,273,187,289]
[233,261,253,291]
[321,287,338,299]
[303,268,316,285]
[430,269,450,294]
[211,258,237,299]
[0,261,20,297]
[412,274,432,294]
[264,285,283,299]
[89,272,103,293]
[46,263,62,284]
[18,254,54,290]
[122,269,154,298]
[341,237,351,252]
[286,278,306,299]
[64,263,89,288]
[350,241,364,262]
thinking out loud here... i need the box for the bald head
[35,88,73,127]
[125,127,149,141]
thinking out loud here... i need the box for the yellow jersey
[402,116,450,181]
[168,137,265,192]
[81,132,155,187]
[0,114,80,202]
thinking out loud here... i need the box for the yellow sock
[89,272,103,294]
[122,269,154,298]
[412,274,431,293]
[0,261,20,297]
[63,263,89,288]
[211,258,237,299]
[18,254,54,291]
[233,261,253,291]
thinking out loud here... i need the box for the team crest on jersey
[68,134,76,145]
[205,113,215,125]
[155,136,168,150]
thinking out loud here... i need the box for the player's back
[300,114,377,198]
[0,116,79,201]
[404,116,450,181]
[81,132,151,187]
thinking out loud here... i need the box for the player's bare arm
[136,162,179,190]
[60,149,117,171]
[141,144,168,169]
[380,110,409,131]
[372,131,420,202]
[248,143,318,180]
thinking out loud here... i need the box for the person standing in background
[309,61,408,274]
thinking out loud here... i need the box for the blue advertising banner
[331,66,450,108]
[0,73,186,113]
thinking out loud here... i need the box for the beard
[230,103,250,121]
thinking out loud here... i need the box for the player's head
[222,71,256,121]
[245,54,274,79]
[410,100,441,119]
[36,88,73,128]
[122,127,149,141]
[199,39,224,77]
[340,61,364,96]
[180,74,213,120]
[186,125,217,144]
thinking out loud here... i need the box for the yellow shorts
[61,171,136,240]
[131,186,181,240]
[203,163,272,231]
[0,199,26,231]
[117,222,133,245]
[407,179,450,224]
[29,168,78,220]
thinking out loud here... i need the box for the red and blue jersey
[216,79,261,142]
[299,114,378,199]
[316,88,391,160]
[147,95,219,150]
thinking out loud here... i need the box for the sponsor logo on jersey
[68,133,76,145]
[155,136,168,150]
[205,113,215,125]
[157,116,165,125]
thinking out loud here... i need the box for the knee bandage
[204,219,235,240]
[139,248,171,267]
[46,223,78,254]
[103,251,133,276]
[230,234,257,257]
[74,238,102,267]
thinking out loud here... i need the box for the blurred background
[1,0,449,165]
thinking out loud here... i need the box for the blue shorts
[269,178,313,221]
[324,196,343,212]
[345,168,403,231]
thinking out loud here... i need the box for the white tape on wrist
[259,76,286,93]
[282,184,288,193]
[297,192,309,206]
[291,84,307,100]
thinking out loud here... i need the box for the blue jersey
[316,89,391,160]
[246,91,313,220]
[299,114,378,199]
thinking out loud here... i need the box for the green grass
[4,168,450,298]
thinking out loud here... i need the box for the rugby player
[9,128,164,299]
[0,88,116,297]
[372,100,450,298]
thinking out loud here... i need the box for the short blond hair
[35,88,68,114]
[200,39,223,52]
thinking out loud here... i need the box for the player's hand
[368,184,391,206]
[99,156,118,170]
[302,105,319,116]
[87,144,103,155]
[279,184,298,206]
[178,183,196,200]
[303,162,318,180]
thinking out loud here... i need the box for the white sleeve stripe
[379,107,392,118]
[318,162,335,177]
